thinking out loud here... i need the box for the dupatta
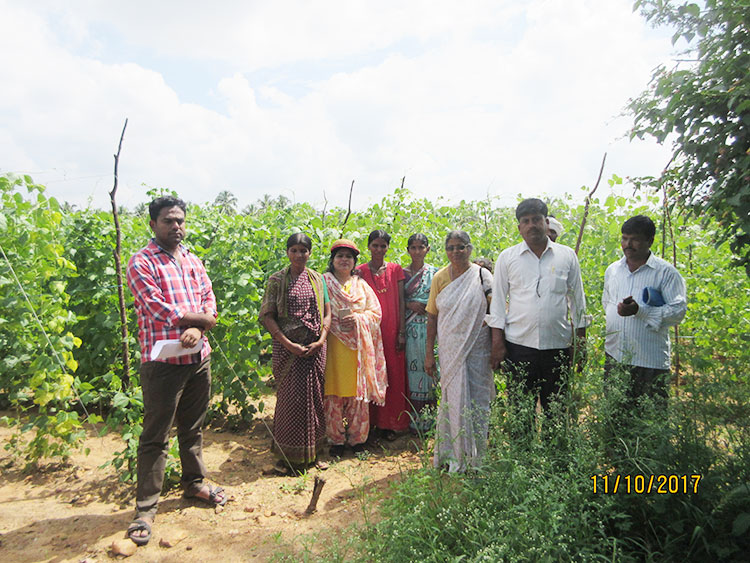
[259,266,326,331]
[404,265,436,324]
[323,273,388,405]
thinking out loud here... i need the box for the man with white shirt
[602,215,686,400]
[547,216,564,242]
[489,198,589,414]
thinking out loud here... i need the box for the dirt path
[0,401,424,562]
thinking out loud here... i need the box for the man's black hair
[149,196,187,221]
[515,198,548,221]
[622,215,656,239]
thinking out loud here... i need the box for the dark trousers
[604,354,669,404]
[505,341,571,412]
[136,356,211,518]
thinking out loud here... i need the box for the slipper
[127,518,152,546]
[381,429,399,442]
[183,482,227,506]
[271,463,295,477]
[329,444,345,458]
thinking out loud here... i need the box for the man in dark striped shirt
[125,196,224,546]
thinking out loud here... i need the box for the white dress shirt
[488,240,589,350]
[603,253,687,370]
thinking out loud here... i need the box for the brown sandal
[183,482,227,506]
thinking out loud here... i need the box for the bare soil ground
[0,397,423,562]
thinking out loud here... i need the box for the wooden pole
[305,476,326,514]
[339,180,355,237]
[109,119,131,387]
[662,184,681,392]
[574,153,607,256]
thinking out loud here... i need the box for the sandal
[380,429,399,442]
[183,482,227,506]
[126,518,152,546]
[329,444,345,458]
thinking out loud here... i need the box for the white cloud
[0,0,676,213]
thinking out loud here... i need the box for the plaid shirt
[126,239,217,365]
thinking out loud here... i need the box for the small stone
[215,504,224,514]
[186,546,193,550]
[79,558,96,563]
[261,465,277,475]
[279,512,288,518]
[264,510,275,517]
[243,506,255,513]
[111,538,137,557]
[159,529,188,548]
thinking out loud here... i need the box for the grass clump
[333,367,750,562]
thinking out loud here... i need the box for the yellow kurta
[324,334,358,397]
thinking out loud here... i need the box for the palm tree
[213,190,238,215]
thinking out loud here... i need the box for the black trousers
[136,356,211,518]
[604,354,669,403]
[505,341,571,412]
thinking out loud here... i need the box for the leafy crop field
[1,173,749,561]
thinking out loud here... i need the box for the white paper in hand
[150,339,203,361]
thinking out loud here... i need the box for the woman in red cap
[323,239,388,456]
[357,230,409,441]
[260,233,331,473]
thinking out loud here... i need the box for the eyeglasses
[445,245,467,252]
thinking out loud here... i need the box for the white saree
[433,263,495,472]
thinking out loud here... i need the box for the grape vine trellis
[1,173,749,480]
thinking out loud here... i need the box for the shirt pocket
[551,272,568,294]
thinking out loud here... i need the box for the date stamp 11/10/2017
[590,474,702,495]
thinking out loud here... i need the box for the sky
[0,0,679,212]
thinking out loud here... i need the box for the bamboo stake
[662,184,681,392]
[109,119,131,388]
[574,153,607,256]
[339,180,355,237]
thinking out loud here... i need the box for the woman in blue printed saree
[402,233,439,433]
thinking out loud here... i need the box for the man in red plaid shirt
[125,196,224,546]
